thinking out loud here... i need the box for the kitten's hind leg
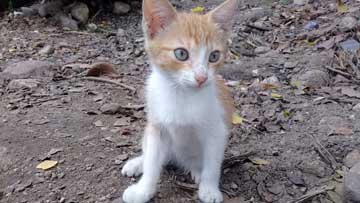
[121,156,143,177]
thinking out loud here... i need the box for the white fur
[122,59,228,203]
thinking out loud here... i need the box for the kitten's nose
[195,74,208,87]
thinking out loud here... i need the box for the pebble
[287,171,305,186]
[292,70,329,88]
[113,1,131,15]
[94,120,104,127]
[254,46,271,54]
[340,16,358,32]
[113,117,129,127]
[344,149,360,168]
[8,79,40,90]
[38,45,54,56]
[71,2,89,24]
[353,103,360,112]
[55,12,79,30]
[87,23,98,32]
[339,38,360,54]
[100,103,121,114]
[2,60,55,79]
[344,162,360,202]
[293,0,306,6]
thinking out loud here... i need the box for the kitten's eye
[209,50,220,63]
[174,48,189,61]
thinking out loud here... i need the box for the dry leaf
[86,62,119,78]
[232,113,243,125]
[250,157,270,165]
[261,83,278,90]
[270,93,283,99]
[191,6,205,13]
[337,0,348,13]
[334,127,353,136]
[36,160,58,170]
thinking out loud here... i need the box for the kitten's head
[142,0,238,88]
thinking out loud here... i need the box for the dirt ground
[1,0,360,203]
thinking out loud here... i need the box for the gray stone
[353,103,360,112]
[2,60,55,79]
[254,46,271,54]
[38,45,54,56]
[8,79,40,90]
[100,103,121,114]
[344,150,360,168]
[340,16,358,32]
[339,39,360,54]
[55,13,79,30]
[292,70,329,88]
[71,2,89,24]
[293,0,306,6]
[113,1,131,15]
[344,162,360,202]
[20,6,38,16]
[38,0,63,17]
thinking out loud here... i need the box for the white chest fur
[145,68,224,126]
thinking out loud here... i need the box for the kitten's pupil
[209,50,220,63]
[174,48,189,61]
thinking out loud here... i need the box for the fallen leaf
[191,6,205,13]
[232,113,243,125]
[86,62,119,78]
[36,160,58,170]
[341,87,360,98]
[271,93,283,99]
[250,157,270,165]
[261,83,278,90]
[337,0,348,13]
[334,127,353,136]
[335,169,345,177]
[283,110,291,118]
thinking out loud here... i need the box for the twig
[222,151,255,170]
[120,104,145,110]
[246,23,271,32]
[306,133,339,170]
[325,65,352,78]
[31,97,62,105]
[83,76,136,92]
[290,185,334,203]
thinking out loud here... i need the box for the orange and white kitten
[121,0,237,202]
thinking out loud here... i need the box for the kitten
[121,0,238,202]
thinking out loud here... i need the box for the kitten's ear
[142,0,177,39]
[206,0,239,32]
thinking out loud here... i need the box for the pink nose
[195,75,208,87]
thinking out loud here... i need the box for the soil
[1,0,360,203]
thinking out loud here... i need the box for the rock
[254,46,270,54]
[114,154,128,165]
[117,28,125,38]
[261,75,281,87]
[340,16,358,32]
[38,0,63,17]
[113,117,129,127]
[20,6,38,16]
[242,7,270,22]
[100,103,121,114]
[14,181,32,192]
[38,45,54,56]
[230,182,238,189]
[113,1,131,15]
[284,61,298,69]
[353,103,360,112]
[292,70,329,88]
[2,60,56,79]
[293,0,306,6]
[344,162,360,202]
[94,120,104,127]
[8,79,40,90]
[339,39,360,54]
[71,2,89,24]
[55,12,79,30]
[87,23,98,32]
[287,170,305,186]
[304,21,318,31]
[344,150,360,168]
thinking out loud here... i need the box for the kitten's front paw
[122,184,155,203]
[198,185,223,203]
[121,157,143,177]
